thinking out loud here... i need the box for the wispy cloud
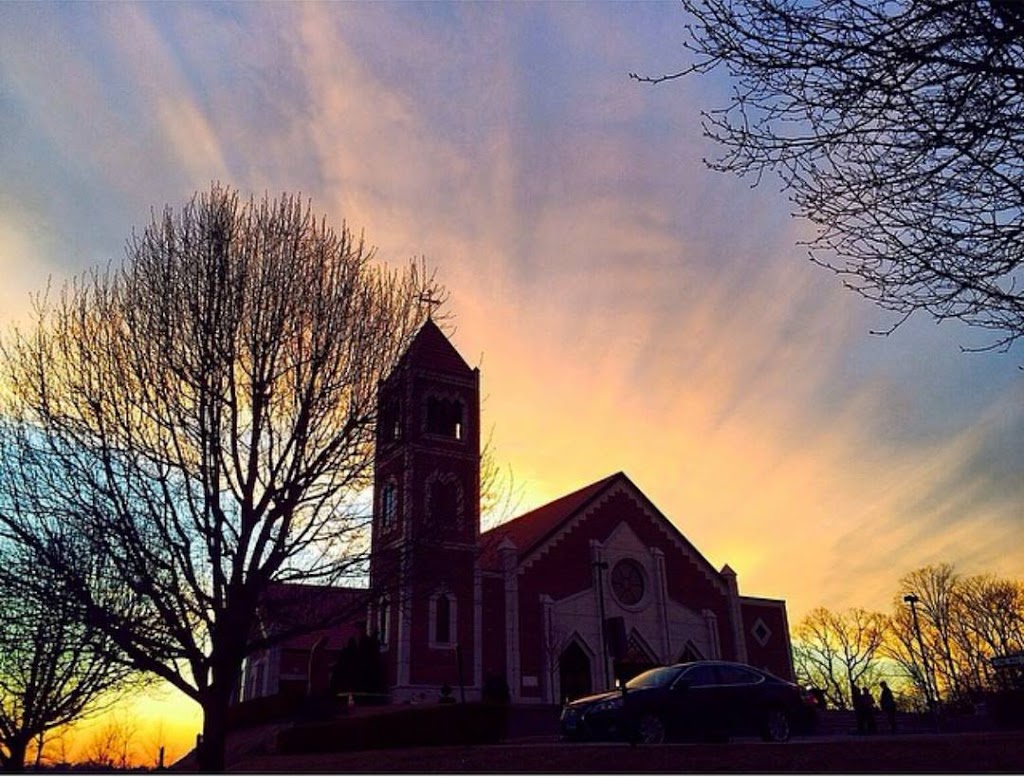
[0,0,1019,627]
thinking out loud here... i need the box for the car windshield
[625,665,682,690]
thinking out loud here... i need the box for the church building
[240,320,794,706]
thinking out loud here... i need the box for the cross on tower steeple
[369,318,480,700]
[417,292,443,320]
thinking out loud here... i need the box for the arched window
[379,398,401,444]
[430,591,456,648]
[426,474,461,525]
[426,396,464,440]
[377,597,391,649]
[429,479,457,524]
[436,594,451,643]
[380,480,398,530]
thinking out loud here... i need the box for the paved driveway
[230,731,1024,773]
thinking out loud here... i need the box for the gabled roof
[396,318,472,374]
[479,472,727,592]
[479,472,622,569]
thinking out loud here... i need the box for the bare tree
[0,185,441,771]
[0,536,136,772]
[792,607,886,709]
[479,425,523,532]
[883,604,935,711]
[956,575,1024,663]
[897,564,967,703]
[890,564,1024,706]
[81,712,138,770]
[635,0,1024,351]
[145,719,173,770]
[23,722,76,770]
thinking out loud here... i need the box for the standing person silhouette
[879,681,897,734]
[853,684,866,734]
[861,687,877,734]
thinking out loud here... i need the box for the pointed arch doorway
[614,631,659,684]
[558,641,592,703]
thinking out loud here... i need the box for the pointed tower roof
[399,318,472,374]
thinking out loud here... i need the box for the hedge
[277,702,509,753]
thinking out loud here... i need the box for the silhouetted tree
[81,712,138,770]
[956,575,1024,670]
[0,185,441,771]
[479,425,523,532]
[885,605,936,712]
[888,564,1024,706]
[792,607,886,709]
[0,536,136,772]
[898,564,964,704]
[635,0,1024,351]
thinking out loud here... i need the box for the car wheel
[762,707,791,742]
[636,714,666,745]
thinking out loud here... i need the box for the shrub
[277,702,508,753]
[228,693,308,729]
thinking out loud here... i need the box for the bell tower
[369,318,481,700]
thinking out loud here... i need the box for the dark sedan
[560,660,817,744]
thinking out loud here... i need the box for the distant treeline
[792,563,1024,712]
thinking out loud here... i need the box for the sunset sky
[2,1,1022,762]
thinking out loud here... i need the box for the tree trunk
[4,736,29,773]
[198,687,233,772]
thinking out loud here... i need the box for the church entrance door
[614,633,658,684]
[558,642,592,703]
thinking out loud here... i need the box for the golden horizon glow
[1,2,1022,763]
[30,686,201,769]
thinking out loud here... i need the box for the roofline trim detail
[516,473,728,594]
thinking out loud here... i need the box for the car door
[714,664,765,734]
[666,664,724,737]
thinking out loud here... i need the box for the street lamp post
[903,593,936,711]
[593,560,610,689]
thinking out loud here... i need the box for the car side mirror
[672,679,690,692]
